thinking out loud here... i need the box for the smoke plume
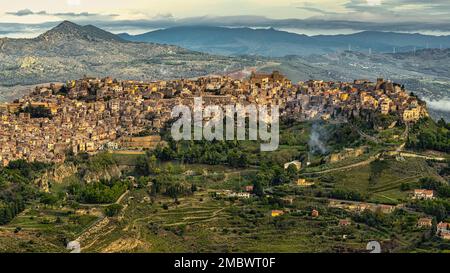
[308,123,328,154]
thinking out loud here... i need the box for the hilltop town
[0,72,448,253]
[0,71,428,166]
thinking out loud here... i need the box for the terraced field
[0,154,445,253]
[317,157,442,204]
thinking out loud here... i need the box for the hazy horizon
[1,0,450,38]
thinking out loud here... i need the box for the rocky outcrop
[35,161,124,191]
[35,163,78,192]
[82,164,123,184]
[327,147,368,163]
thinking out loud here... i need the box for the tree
[135,155,150,176]
[252,180,264,197]
[137,176,149,189]
[104,204,123,217]
[286,164,298,180]
[40,193,59,206]
[270,166,288,186]
[437,118,447,128]
[191,184,198,193]
[416,200,447,221]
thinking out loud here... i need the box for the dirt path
[302,154,381,175]
[79,190,130,208]
[398,152,446,161]
[74,190,130,250]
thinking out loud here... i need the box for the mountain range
[119,26,450,57]
[0,21,255,87]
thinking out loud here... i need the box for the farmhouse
[245,185,254,193]
[436,222,450,240]
[417,217,433,228]
[412,189,434,200]
[216,190,251,199]
[281,196,294,205]
[271,210,284,217]
[437,222,449,234]
[339,219,351,226]
[284,160,302,170]
[296,178,315,187]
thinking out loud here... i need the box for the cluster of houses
[418,218,450,240]
[284,76,427,123]
[329,199,397,214]
[215,185,254,199]
[0,72,427,166]
[271,209,320,218]
[413,191,449,240]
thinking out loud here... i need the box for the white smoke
[308,124,328,154]
[424,98,450,112]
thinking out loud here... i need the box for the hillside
[119,26,450,57]
[0,21,256,87]
[119,26,318,56]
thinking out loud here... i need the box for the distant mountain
[119,26,450,57]
[0,21,256,87]
[314,31,450,52]
[120,26,317,56]
[37,21,125,43]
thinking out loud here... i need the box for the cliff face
[328,147,368,163]
[35,162,124,191]
[35,163,78,192]
[82,164,123,184]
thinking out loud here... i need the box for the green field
[324,157,442,204]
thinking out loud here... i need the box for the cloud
[294,0,450,24]
[343,0,450,20]
[54,12,119,18]
[6,9,118,18]
[296,6,339,16]
[153,13,174,20]
[6,9,36,16]
[67,0,82,6]
[424,98,450,112]
[366,0,382,6]
[3,14,450,39]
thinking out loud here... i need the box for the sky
[1,0,450,37]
